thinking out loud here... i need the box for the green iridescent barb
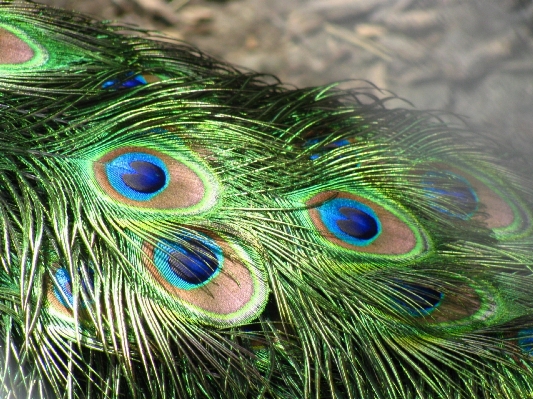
[1,1,533,398]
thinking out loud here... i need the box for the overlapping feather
[0,1,533,398]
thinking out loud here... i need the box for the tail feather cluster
[0,2,533,398]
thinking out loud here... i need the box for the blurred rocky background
[39,0,533,157]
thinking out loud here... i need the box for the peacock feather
[1,1,533,398]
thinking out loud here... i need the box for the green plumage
[1,1,533,398]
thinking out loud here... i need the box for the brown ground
[39,0,533,157]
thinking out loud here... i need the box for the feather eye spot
[94,146,212,211]
[422,171,478,219]
[307,191,424,256]
[106,152,169,201]
[391,282,444,317]
[153,237,222,289]
[423,164,517,231]
[141,233,268,323]
[389,279,488,324]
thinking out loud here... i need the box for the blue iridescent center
[153,236,223,290]
[518,329,533,355]
[106,152,169,201]
[102,73,147,89]
[53,268,94,309]
[422,171,478,219]
[317,198,381,246]
[305,138,351,160]
[391,282,444,316]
